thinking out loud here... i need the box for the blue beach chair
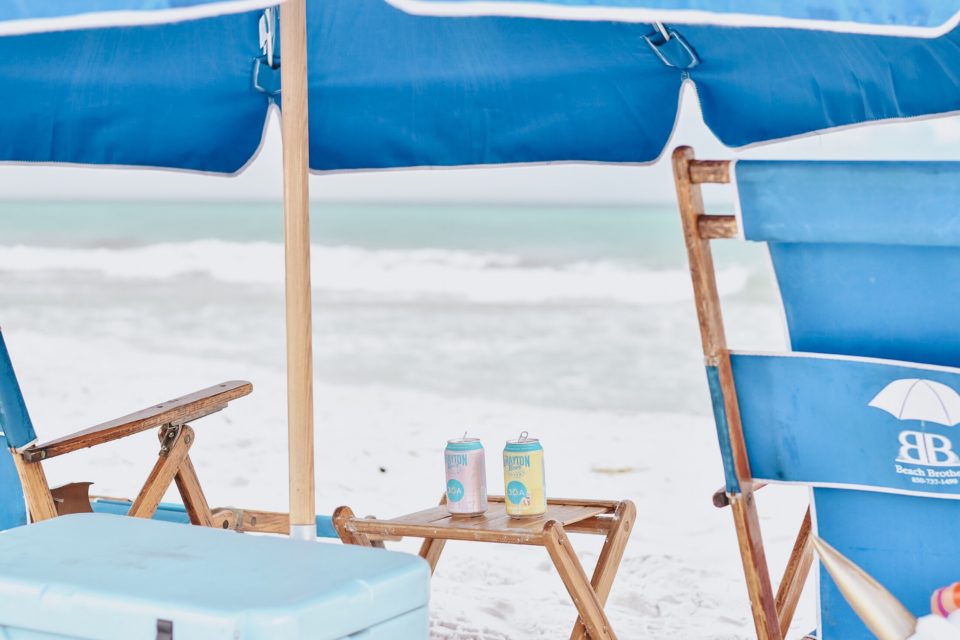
[0,328,337,537]
[0,331,430,638]
[673,148,960,639]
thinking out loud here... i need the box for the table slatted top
[347,497,613,544]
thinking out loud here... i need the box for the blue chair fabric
[0,331,33,530]
[729,160,960,638]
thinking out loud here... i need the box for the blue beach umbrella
[384,0,960,36]
[2,0,958,173]
[1,0,959,539]
[315,0,960,169]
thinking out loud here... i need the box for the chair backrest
[0,330,36,530]
[736,160,960,365]
[732,351,960,638]
[732,160,960,639]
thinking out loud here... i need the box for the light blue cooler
[0,514,429,639]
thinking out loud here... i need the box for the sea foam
[0,241,750,304]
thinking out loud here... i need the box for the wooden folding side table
[333,496,635,640]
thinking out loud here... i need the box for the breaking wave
[0,241,750,304]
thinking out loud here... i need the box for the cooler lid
[0,514,429,640]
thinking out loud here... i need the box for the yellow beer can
[502,432,546,518]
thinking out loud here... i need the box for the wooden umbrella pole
[279,0,315,540]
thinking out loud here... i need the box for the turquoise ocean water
[0,201,780,416]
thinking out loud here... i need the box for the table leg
[544,521,617,640]
[569,501,635,640]
[419,537,447,574]
[415,493,449,573]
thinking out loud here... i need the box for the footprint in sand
[478,601,514,619]
[430,619,512,640]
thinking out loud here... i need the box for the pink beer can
[444,437,488,516]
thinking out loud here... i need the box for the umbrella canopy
[308,1,960,169]
[384,0,960,37]
[1,0,958,173]
[2,10,269,173]
[0,1,278,35]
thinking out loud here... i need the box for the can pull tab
[517,431,529,443]
[463,431,468,440]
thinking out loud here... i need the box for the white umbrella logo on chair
[870,379,960,466]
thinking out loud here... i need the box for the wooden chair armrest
[21,381,252,462]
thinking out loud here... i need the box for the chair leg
[174,455,213,527]
[775,507,813,634]
[129,425,194,519]
[12,453,57,522]
[730,489,783,640]
[569,501,636,640]
[544,521,616,640]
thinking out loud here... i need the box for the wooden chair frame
[10,381,313,536]
[333,496,636,640]
[672,146,814,640]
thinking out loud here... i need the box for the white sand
[12,329,815,639]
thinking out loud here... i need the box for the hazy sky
[2,90,958,204]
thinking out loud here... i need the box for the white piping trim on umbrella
[307,104,960,174]
[383,0,960,39]
[6,106,959,178]
[727,107,960,154]
[305,75,960,175]
[0,102,278,178]
[0,0,282,37]
[309,76,688,175]
[2,80,957,177]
